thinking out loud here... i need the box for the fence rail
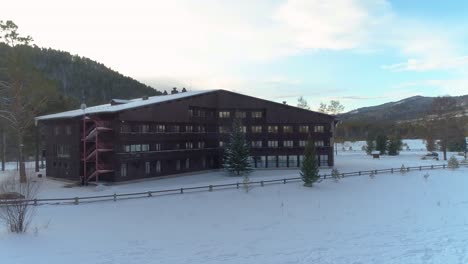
[1,163,466,206]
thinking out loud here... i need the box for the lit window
[299,140,306,147]
[141,124,150,133]
[283,140,293,147]
[219,111,231,118]
[251,126,262,133]
[186,142,193,149]
[299,126,309,133]
[186,125,193,132]
[142,144,150,152]
[268,141,278,148]
[268,126,278,133]
[251,141,262,148]
[124,145,131,152]
[252,111,263,118]
[155,125,165,133]
[198,142,205,149]
[235,111,246,118]
[219,141,225,147]
[314,125,325,133]
[240,126,247,133]
[135,144,142,152]
[315,141,324,147]
[283,126,293,133]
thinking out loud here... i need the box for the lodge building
[35,89,337,184]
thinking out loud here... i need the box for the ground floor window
[176,160,181,171]
[288,155,299,167]
[120,163,127,177]
[154,160,161,173]
[185,158,190,169]
[278,155,288,167]
[202,156,206,168]
[253,156,265,168]
[145,162,150,174]
[319,154,329,166]
[299,155,305,167]
[267,155,277,168]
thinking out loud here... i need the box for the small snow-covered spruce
[223,118,252,176]
[400,164,406,175]
[423,173,430,181]
[331,168,341,183]
[448,155,459,169]
[242,174,251,193]
[369,171,375,179]
[301,137,320,187]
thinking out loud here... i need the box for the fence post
[236,182,239,189]
[391,168,393,173]
[113,193,117,202]
[419,166,422,171]
[375,170,378,175]
[431,165,434,169]
[74,197,79,205]
[359,171,361,176]
[443,164,446,169]
[180,188,184,194]
[342,173,345,178]
[407,167,410,172]
[148,191,152,197]
[34,199,37,206]
[209,185,213,192]
[261,181,264,187]
[283,179,286,184]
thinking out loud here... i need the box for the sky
[2,0,468,111]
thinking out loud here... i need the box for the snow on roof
[36,90,218,121]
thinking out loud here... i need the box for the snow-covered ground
[1,140,468,264]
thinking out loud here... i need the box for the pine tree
[375,134,388,155]
[301,137,320,187]
[387,136,403,156]
[448,155,459,169]
[223,118,252,176]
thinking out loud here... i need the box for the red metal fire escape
[81,117,114,185]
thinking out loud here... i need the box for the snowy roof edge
[35,90,219,121]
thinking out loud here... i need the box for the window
[186,125,193,132]
[278,155,288,167]
[240,126,247,133]
[141,124,150,133]
[136,144,142,152]
[299,125,309,133]
[142,144,150,152]
[54,126,60,135]
[130,145,138,152]
[268,126,278,133]
[283,140,293,147]
[314,125,325,133]
[253,156,266,168]
[252,111,263,118]
[66,126,72,135]
[153,143,161,151]
[299,140,306,147]
[219,126,229,133]
[56,145,70,158]
[289,155,299,167]
[156,161,161,173]
[299,155,305,166]
[145,162,150,174]
[219,111,230,118]
[202,157,207,168]
[315,140,324,147]
[219,141,225,147]
[268,140,278,148]
[186,142,193,149]
[267,156,277,168]
[319,154,329,166]
[235,111,246,118]
[155,125,165,133]
[198,141,205,149]
[174,143,180,149]
[188,109,194,117]
[121,163,127,177]
[251,141,263,148]
[199,110,205,117]
[124,145,131,152]
[185,158,190,169]
[120,124,131,133]
[283,126,293,133]
[198,125,206,133]
[251,126,262,133]
[176,160,181,171]
[172,125,180,133]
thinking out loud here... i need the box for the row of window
[123,142,206,152]
[218,125,325,134]
[54,144,71,158]
[222,140,326,148]
[120,157,216,176]
[217,111,263,119]
[250,154,329,167]
[121,124,206,134]
[54,126,72,136]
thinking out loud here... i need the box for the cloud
[382,56,468,72]
[392,79,468,96]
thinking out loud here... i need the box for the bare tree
[0,170,41,233]
[428,96,459,161]
[0,21,46,182]
[297,96,310,110]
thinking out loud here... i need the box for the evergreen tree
[301,137,320,187]
[365,135,375,155]
[387,135,403,156]
[375,134,388,155]
[223,118,252,176]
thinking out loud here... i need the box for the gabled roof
[36,90,218,121]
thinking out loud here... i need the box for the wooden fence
[1,163,466,206]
